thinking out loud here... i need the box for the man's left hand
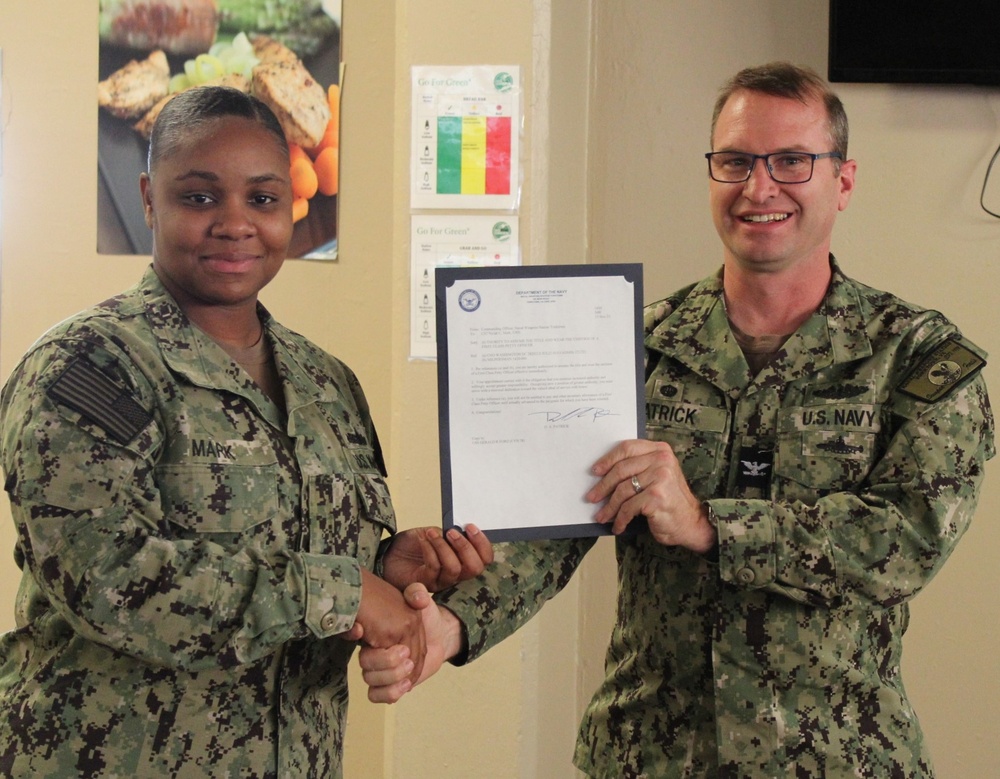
[587,439,717,554]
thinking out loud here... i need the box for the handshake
[348,525,493,703]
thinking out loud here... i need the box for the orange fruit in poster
[290,157,318,200]
[314,146,339,197]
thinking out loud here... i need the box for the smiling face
[709,89,856,278]
[140,115,293,314]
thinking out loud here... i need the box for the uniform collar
[136,266,340,415]
[645,256,874,392]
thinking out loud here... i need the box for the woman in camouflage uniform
[0,86,490,778]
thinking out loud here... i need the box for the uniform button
[736,567,756,584]
[320,613,338,632]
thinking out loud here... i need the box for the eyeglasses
[705,151,843,184]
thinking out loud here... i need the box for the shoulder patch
[47,356,152,444]
[899,335,986,402]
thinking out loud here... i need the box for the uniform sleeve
[709,368,994,608]
[434,536,593,663]
[1,340,362,672]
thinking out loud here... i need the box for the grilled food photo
[250,36,330,149]
[97,0,341,257]
[97,49,171,120]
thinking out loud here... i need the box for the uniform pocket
[156,462,280,535]
[774,404,879,499]
[307,472,395,564]
[663,430,726,491]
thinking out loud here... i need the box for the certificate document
[436,264,644,541]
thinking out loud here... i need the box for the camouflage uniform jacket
[0,267,395,778]
[436,259,994,778]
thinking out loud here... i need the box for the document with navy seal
[436,264,644,541]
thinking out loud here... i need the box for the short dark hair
[710,62,849,161]
[147,86,288,172]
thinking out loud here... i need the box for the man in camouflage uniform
[362,63,994,777]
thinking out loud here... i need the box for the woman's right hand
[357,584,464,703]
[354,569,428,684]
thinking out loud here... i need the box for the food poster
[97,0,342,260]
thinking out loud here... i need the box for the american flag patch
[47,357,152,444]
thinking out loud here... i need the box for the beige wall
[1,2,997,778]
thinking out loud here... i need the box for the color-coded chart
[411,66,521,210]
[436,115,512,195]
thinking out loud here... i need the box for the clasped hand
[381,524,494,592]
[351,524,493,693]
[358,583,462,703]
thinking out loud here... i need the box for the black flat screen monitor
[828,2,1000,86]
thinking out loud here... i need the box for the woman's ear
[139,172,154,229]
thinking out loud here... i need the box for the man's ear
[837,158,857,212]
